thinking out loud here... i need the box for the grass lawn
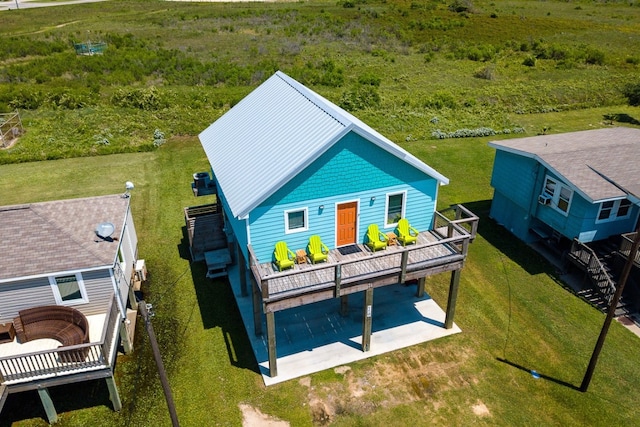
[2,106,640,426]
[1,0,640,425]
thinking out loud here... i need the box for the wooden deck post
[362,286,373,352]
[400,251,408,283]
[37,387,58,424]
[340,295,349,317]
[128,284,138,311]
[416,277,426,298]
[266,310,277,377]
[238,242,248,297]
[105,375,122,411]
[119,320,133,354]
[251,276,262,336]
[444,269,461,329]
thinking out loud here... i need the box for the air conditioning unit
[135,259,147,282]
[538,194,552,205]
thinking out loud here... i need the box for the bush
[339,85,381,111]
[523,56,536,67]
[622,82,640,106]
[111,86,166,110]
[358,73,381,87]
[474,65,496,80]
[448,0,474,13]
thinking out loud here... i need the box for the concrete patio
[225,263,461,386]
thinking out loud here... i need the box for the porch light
[370,196,376,202]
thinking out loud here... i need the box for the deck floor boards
[257,231,460,297]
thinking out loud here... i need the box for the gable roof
[199,71,448,219]
[489,127,640,202]
[0,194,130,283]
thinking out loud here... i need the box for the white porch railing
[0,296,120,385]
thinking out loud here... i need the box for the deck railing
[620,232,640,267]
[434,204,479,242]
[569,239,616,303]
[249,208,477,302]
[0,296,120,385]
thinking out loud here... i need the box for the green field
[1,0,640,426]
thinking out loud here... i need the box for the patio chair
[396,218,419,246]
[366,224,388,252]
[307,235,329,264]
[273,241,295,271]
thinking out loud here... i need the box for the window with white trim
[542,176,572,215]
[284,208,308,233]
[385,192,406,227]
[596,199,632,223]
[49,273,89,305]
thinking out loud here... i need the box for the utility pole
[139,301,180,426]
[581,223,640,392]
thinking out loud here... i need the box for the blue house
[198,71,477,379]
[489,127,640,245]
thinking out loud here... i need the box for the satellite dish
[95,222,115,239]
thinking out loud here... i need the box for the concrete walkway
[225,264,460,386]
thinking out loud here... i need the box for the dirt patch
[472,400,491,417]
[239,403,290,427]
[304,345,477,425]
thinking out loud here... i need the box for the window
[385,192,406,227]
[542,176,573,215]
[49,273,88,305]
[284,208,308,233]
[596,199,633,223]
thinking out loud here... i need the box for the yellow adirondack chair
[396,218,419,246]
[307,235,329,264]
[366,224,388,252]
[273,241,295,271]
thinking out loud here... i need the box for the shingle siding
[248,132,439,261]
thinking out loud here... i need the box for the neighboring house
[489,127,640,245]
[198,71,478,378]
[0,194,143,423]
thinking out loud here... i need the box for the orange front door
[336,201,358,246]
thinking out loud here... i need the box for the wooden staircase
[568,239,635,316]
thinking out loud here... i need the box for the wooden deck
[248,206,477,312]
[0,296,120,386]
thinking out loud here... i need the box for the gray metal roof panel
[200,71,449,219]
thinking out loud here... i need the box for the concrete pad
[225,264,461,386]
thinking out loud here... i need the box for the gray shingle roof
[489,127,640,202]
[199,71,449,219]
[0,194,130,282]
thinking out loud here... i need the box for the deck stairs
[568,239,637,317]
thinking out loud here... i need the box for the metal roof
[0,195,129,282]
[199,71,448,219]
[489,127,640,202]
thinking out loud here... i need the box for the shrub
[339,85,381,111]
[424,91,458,110]
[358,73,381,87]
[111,86,166,110]
[474,65,496,80]
[522,56,536,67]
[448,0,474,13]
[153,129,166,147]
[622,82,640,106]
[584,48,605,65]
